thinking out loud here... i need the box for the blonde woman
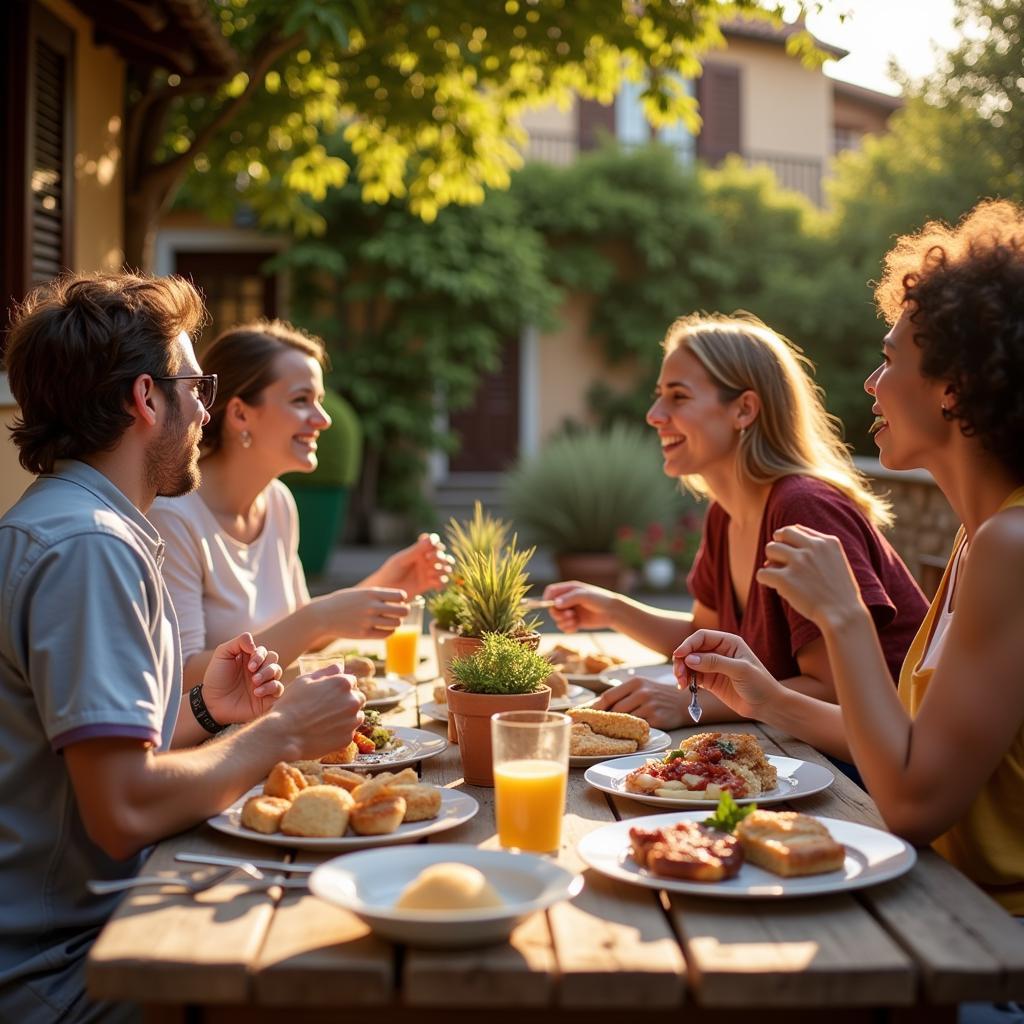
[674,202,1024,917]
[545,314,927,732]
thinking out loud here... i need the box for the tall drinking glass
[385,595,424,678]
[492,711,571,854]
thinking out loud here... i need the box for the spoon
[687,671,703,724]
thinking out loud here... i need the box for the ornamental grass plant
[450,632,552,696]
[503,424,682,555]
[455,539,540,638]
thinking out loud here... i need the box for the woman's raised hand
[542,580,621,632]
[318,587,410,638]
[672,629,781,720]
[756,525,865,630]
[372,533,453,596]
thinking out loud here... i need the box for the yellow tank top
[897,485,1024,914]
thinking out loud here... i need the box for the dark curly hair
[199,319,325,454]
[875,200,1024,481]
[3,273,207,474]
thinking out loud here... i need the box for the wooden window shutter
[27,5,74,286]
[696,63,741,165]
[576,98,616,152]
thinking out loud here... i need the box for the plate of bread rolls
[578,809,916,898]
[208,765,479,851]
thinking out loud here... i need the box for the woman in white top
[151,320,449,687]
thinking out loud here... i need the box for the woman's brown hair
[199,319,326,453]
[4,272,206,474]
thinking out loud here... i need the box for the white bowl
[309,844,583,948]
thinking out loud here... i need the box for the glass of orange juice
[384,595,424,678]
[492,711,571,854]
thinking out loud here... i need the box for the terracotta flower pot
[430,621,458,684]
[443,631,541,744]
[554,551,628,592]
[446,684,551,787]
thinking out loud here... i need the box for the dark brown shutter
[576,98,616,152]
[28,6,74,286]
[696,63,741,165]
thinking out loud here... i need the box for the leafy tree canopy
[165,0,833,243]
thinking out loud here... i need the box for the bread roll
[241,795,292,834]
[349,793,406,835]
[264,762,308,801]
[391,784,442,822]
[321,767,364,792]
[280,785,354,838]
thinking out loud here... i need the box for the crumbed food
[240,795,292,834]
[567,707,650,745]
[264,762,309,801]
[625,757,760,800]
[350,793,407,835]
[319,741,359,765]
[280,785,354,838]
[736,811,845,877]
[584,653,620,674]
[570,722,638,757]
[630,820,744,882]
[679,732,778,792]
[321,767,364,792]
[391,783,442,822]
[289,759,325,784]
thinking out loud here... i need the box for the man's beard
[145,395,202,498]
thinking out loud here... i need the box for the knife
[176,852,317,874]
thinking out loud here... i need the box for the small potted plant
[447,631,554,786]
[426,586,466,685]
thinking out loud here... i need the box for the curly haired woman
[676,200,1024,916]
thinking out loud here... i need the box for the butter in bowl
[309,844,582,948]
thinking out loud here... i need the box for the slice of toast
[735,810,845,877]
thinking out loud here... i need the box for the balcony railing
[522,133,824,206]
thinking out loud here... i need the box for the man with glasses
[0,273,365,1023]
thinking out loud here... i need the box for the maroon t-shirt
[687,475,928,683]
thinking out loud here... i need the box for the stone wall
[853,457,959,598]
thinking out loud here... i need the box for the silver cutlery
[88,862,263,896]
[687,670,703,723]
[175,852,316,875]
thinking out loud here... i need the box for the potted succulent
[447,631,554,786]
[503,424,681,590]
[281,387,362,576]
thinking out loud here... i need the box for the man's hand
[273,666,366,761]
[202,633,284,724]
[594,674,689,729]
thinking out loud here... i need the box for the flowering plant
[614,513,703,572]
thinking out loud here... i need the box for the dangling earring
[739,426,748,438]
[940,405,954,422]
[240,430,253,448]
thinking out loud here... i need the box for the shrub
[450,632,553,695]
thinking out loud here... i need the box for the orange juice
[493,758,567,852]
[385,625,419,676]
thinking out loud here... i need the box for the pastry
[240,795,292,834]
[569,722,638,757]
[319,741,359,765]
[349,793,407,835]
[391,783,442,822]
[280,785,354,838]
[343,655,376,679]
[264,761,308,801]
[545,669,569,699]
[567,707,650,745]
[396,863,503,910]
[321,767,364,792]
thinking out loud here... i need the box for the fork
[87,862,263,896]
[687,670,703,724]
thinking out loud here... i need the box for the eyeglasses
[152,373,218,411]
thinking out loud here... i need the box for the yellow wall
[0,1,125,516]
[724,38,832,165]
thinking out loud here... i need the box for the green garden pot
[284,482,350,578]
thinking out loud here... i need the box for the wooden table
[88,632,1024,1022]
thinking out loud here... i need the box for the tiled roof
[719,15,848,60]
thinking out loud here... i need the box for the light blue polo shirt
[0,460,180,1021]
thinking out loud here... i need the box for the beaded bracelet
[188,684,226,735]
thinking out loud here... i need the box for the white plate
[421,685,593,722]
[361,676,416,711]
[578,811,916,898]
[347,726,447,772]
[597,662,676,691]
[569,727,673,768]
[310,844,583,946]
[208,787,479,851]
[584,753,834,808]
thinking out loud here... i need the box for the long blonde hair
[664,312,891,528]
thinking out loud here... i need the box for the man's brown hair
[3,273,207,474]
